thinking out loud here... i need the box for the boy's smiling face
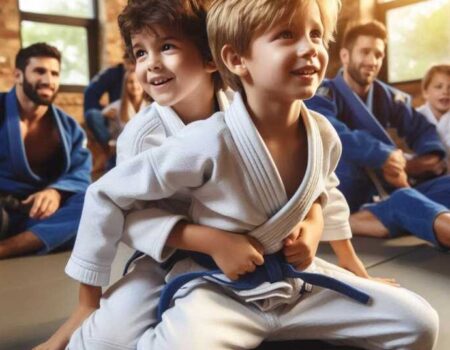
[131,25,214,112]
[240,1,328,102]
[424,72,450,117]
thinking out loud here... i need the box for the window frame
[18,0,100,93]
[376,0,434,84]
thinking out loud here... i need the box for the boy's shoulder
[177,112,228,142]
[116,103,166,161]
[306,106,341,153]
[166,112,230,158]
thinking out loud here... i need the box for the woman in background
[100,70,148,169]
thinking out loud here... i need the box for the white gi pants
[137,262,439,350]
[67,257,164,350]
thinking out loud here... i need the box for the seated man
[83,56,131,170]
[0,43,91,259]
[306,20,450,249]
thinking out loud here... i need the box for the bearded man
[0,43,91,259]
[306,21,450,249]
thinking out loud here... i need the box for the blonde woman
[102,70,148,147]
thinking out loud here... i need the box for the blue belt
[157,252,371,321]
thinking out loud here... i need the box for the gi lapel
[225,93,322,253]
[5,88,38,183]
[333,73,395,146]
[154,89,232,137]
[6,88,70,183]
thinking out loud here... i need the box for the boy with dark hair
[37,1,238,349]
[0,42,91,259]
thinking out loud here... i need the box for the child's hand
[210,233,264,280]
[283,219,321,271]
[368,276,400,287]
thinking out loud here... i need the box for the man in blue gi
[306,20,450,249]
[83,57,131,170]
[0,43,91,259]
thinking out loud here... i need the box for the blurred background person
[417,64,450,158]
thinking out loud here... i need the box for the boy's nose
[297,38,317,58]
[147,55,162,71]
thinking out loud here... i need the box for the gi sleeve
[313,112,352,241]
[393,98,446,157]
[116,107,188,261]
[306,94,395,169]
[84,66,123,112]
[66,132,212,286]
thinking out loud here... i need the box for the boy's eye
[134,49,146,59]
[161,43,175,51]
[310,29,323,40]
[276,31,294,40]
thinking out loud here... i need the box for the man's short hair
[422,64,450,91]
[118,0,212,65]
[342,20,387,51]
[207,0,341,92]
[15,42,62,72]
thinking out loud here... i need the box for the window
[19,0,99,91]
[377,0,450,83]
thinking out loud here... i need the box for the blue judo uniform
[84,64,125,146]
[305,71,450,246]
[0,88,92,253]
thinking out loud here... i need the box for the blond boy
[64,0,438,349]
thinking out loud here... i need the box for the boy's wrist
[168,221,231,256]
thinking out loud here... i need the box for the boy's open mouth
[150,77,174,86]
[291,66,318,76]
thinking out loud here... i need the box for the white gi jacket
[67,92,351,309]
[417,102,450,155]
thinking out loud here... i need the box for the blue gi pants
[5,192,85,253]
[364,177,450,246]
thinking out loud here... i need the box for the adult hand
[406,154,447,178]
[382,167,410,188]
[22,188,62,220]
[382,149,407,177]
[381,149,409,188]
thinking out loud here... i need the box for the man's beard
[347,62,374,88]
[22,76,57,106]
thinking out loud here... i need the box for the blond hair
[422,64,450,91]
[207,0,341,91]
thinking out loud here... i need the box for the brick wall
[0,0,127,123]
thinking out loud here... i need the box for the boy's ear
[204,59,218,74]
[221,44,248,77]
